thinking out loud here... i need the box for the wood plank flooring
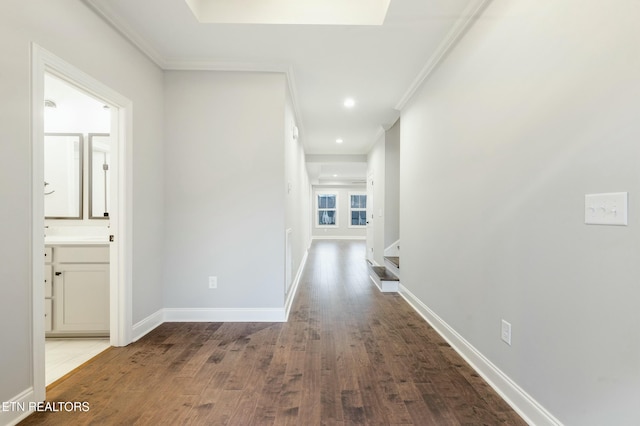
[21,240,526,425]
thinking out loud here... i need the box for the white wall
[400,1,640,424]
[366,133,385,264]
[285,89,311,297]
[0,0,164,420]
[384,120,400,249]
[312,186,367,239]
[163,71,287,310]
[366,122,400,264]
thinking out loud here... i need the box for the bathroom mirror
[89,133,111,219]
[44,133,83,219]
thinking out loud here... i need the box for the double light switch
[585,192,628,226]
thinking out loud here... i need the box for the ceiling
[44,74,111,134]
[306,155,368,186]
[183,0,392,26]
[84,0,486,182]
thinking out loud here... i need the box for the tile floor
[45,338,110,386]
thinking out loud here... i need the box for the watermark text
[1,401,90,412]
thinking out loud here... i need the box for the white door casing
[31,43,133,402]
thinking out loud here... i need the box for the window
[349,193,367,227]
[317,193,338,227]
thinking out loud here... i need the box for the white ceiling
[306,155,368,186]
[84,0,486,181]
[44,74,111,134]
[184,0,392,26]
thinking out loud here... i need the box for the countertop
[45,236,110,245]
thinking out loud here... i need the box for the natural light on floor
[45,339,110,386]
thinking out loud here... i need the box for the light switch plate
[585,192,628,226]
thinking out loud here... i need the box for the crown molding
[372,126,385,143]
[85,0,293,75]
[306,154,368,163]
[83,0,307,143]
[83,0,295,75]
[84,0,488,153]
[83,0,167,68]
[285,65,306,144]
[162,61,306,148]
[394,0,492,111]
[162,60,289,72]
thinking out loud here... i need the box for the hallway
[22,240,525,425]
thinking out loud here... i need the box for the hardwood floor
[21,240,526,425]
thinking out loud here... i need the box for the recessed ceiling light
[343,98,355,108]
[333,174,338,177]
[336,138,343,144]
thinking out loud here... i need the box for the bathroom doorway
[31,44,132,401]
[43,72,112,385]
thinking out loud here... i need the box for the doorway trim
[31,44,133,401]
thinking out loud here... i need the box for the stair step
[366,262,399,293]
[384,256,400,269]
[370,266,399,282]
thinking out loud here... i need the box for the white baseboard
[285,248,308,320]
[131,304,290,342]
[1,387,36,426]
[311,236,366,240]
[163,308,286,322]
[399,284,562,426]
[131,254,312,341]
[131,309,164,342]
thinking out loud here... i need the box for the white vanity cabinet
[45,244,109,336]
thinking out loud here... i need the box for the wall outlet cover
[208,276,217,289]
[501,319,512,346]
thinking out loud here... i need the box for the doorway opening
[43,73,112,385]
[31,44,132,401]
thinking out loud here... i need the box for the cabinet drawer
[45,299,52,332]
[44,265,52,298]
[44,247,53,263]
[55,246,109,263]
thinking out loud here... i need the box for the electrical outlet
[501,320,512,345]
[208,276,217,289]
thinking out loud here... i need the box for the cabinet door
[53,264,109,332]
